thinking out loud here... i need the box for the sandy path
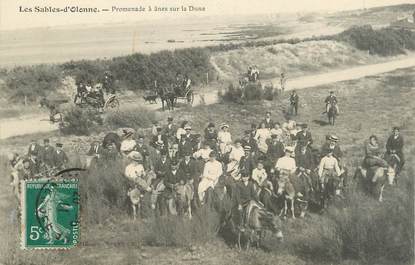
[1,54,415,140]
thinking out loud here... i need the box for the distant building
[390,11,415,30]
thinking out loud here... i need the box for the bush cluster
[219,82,277,103]
[60,107,103,135]
[335,25,415,56]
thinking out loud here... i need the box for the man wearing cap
[239,146,256,176]
[198,151,223,203]
[39,139,55,168]
[234,171,259,229]
[289,90,299,116]
[295,124,313,150]
[163,117,177,143]
[154,151,171,180]
[27,139,42,157]
[262,112,274,129]
[204,123,218,149]
[324,91,339,115]
[318,151,341,188]
[241,130,258,154]
[321,135,343,161]
[274,147,296,176]
[164,159,185,215]
[179,125,195,158]
[135,135,150,169]
[124,151,151,192]
[52,143,69,170]
[385,127,404,174]
[218,123,232,155]
[295,144,315,173]
[179,151,198,183]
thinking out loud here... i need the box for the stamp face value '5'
[21,178,80,249]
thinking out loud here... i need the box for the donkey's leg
[379,184,385,202]
[291,198,296,219]
[132,204,136,220]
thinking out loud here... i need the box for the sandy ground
[1,54,415,140]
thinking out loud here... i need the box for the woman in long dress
[254,122,271,154]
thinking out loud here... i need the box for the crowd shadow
[312,119,329,126]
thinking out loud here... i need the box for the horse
[327,103,337,126]
[225,200,283,250]
[156,86,176,111]
[354,156,397,202]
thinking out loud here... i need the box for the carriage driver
[324,91,340,115]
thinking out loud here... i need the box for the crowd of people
[8,104,405,219]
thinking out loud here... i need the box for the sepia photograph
[0,0,414,264]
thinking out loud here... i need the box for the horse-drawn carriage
[75,84,120,111]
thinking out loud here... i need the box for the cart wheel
[107,98,120,110]
[187,91,194,105]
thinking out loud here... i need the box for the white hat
[128,151,143,161]
[221,123,229,129]
[285,146,295,153]
[184,125,192,130]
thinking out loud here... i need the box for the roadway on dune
[1,55,415,140]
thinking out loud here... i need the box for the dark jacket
[53,150,69,169]
[267,140,285,161]
[386,135,404,155]
[321,142,343,160]
[325,95,338,105]
[154,158,171,179]
[39,146,55,167]
[235,180,258,205]
[239,155,256,175]
[290,94,299,105]
[295,150,315,170]
[261,119,274,129]
[27,143,42,156]
[179,158,198,181]
[295,131,313,147]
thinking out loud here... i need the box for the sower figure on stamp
[37,183,74,244]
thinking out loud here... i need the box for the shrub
[4,65,63,103]
[104,109,158,130]
[219,82,276,103]
[335,25,415,56]
[60,107,103,135]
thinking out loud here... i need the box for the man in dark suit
[154,151,171,180]
[289,90,299,116]
[385,127,405,173]
[135,135,150,169]
[239,146,257,176]
[27,139,42,157]
[52,143,69,170]
[163,117,177,143]
[295,124,313,150]
[266,134,285,172]
[295,144,315,172]
[39,139,55,168]
[262,111,274,129]
[179,125,195,158]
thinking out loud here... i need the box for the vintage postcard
[0,0,413,264]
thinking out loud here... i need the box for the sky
[0,0,414,30]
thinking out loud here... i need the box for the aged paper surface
[0,0,414,264]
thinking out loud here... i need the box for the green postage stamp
[21,178,80,249]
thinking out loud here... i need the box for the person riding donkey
[318,150,342,207]
[124,151,154,218]
[198,151,223,205]
[385,127,404,181]
[362,135,388,182]
[323,91,340,115]
[234,171,259,232]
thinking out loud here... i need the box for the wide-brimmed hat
[128,151,143,161]
[244,146,252,151]
[184,125,192,130]
[329,135,339,142]
[221,123,229,129]
[208,122,215,128]
[285,146,294,153]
